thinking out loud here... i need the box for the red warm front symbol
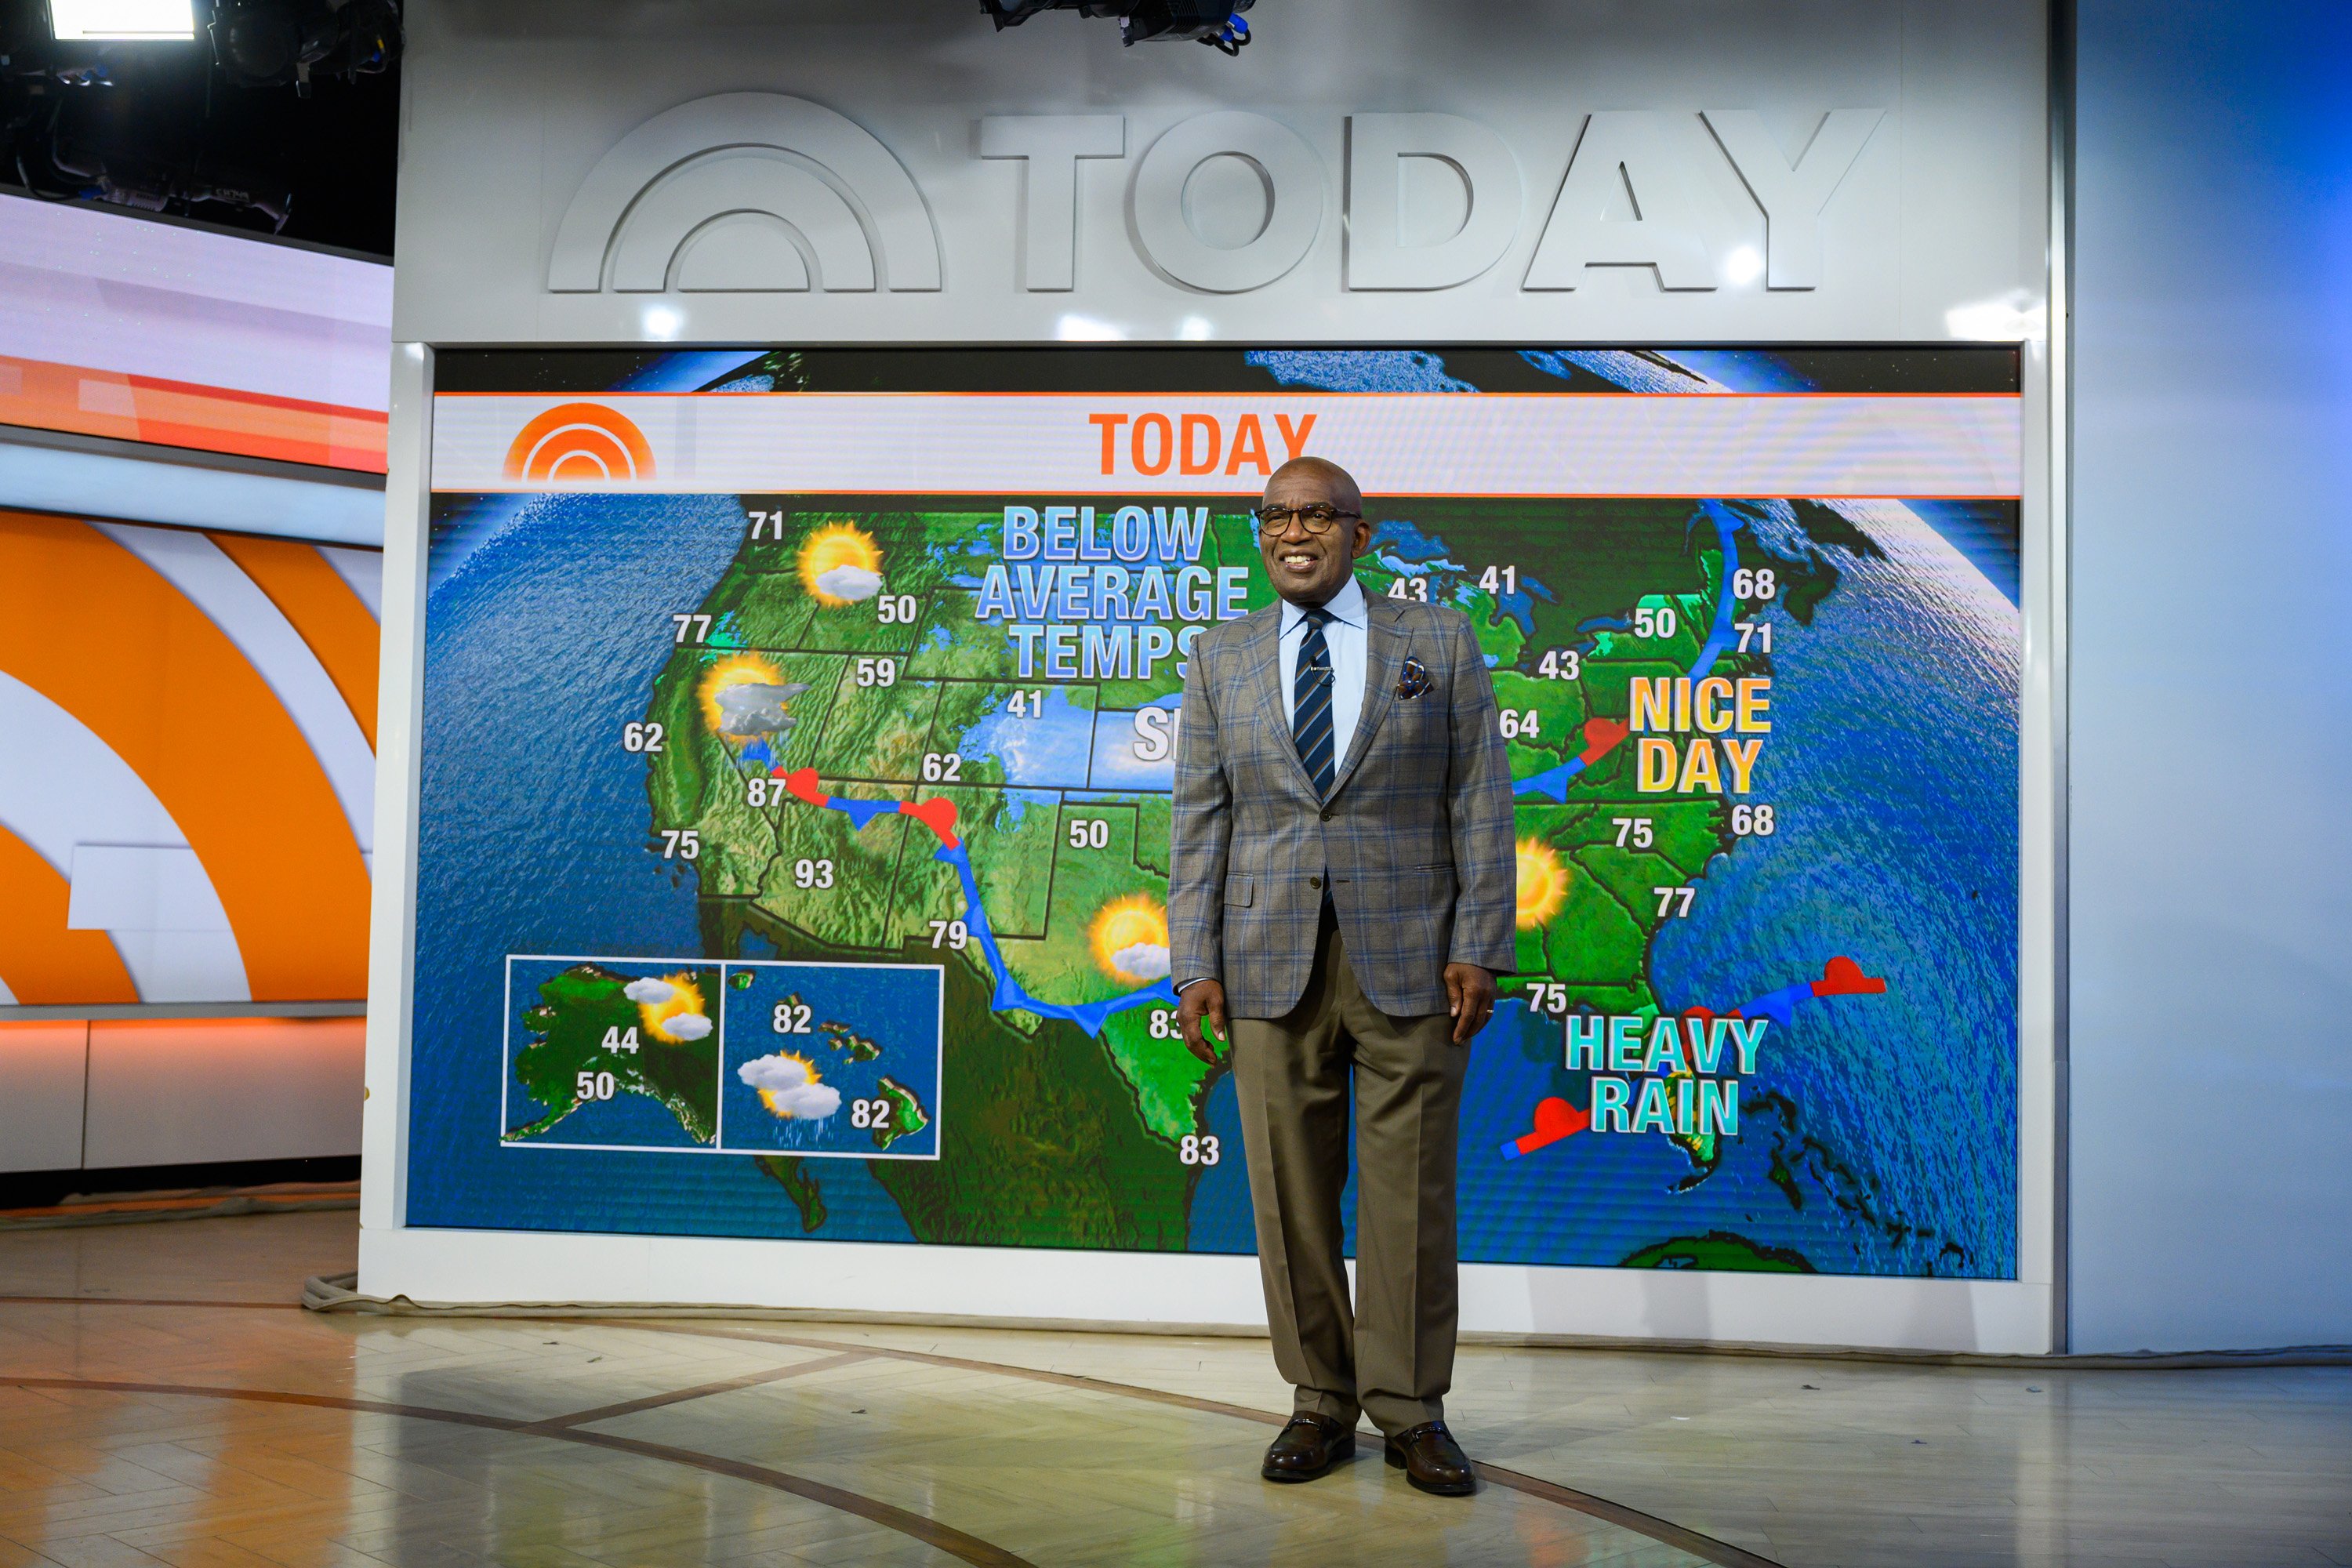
[504,402,656,482]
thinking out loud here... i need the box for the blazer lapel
[1330,598,1404,798]
[1241,607,1318,797]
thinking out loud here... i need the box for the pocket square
[1395,656,1432,699]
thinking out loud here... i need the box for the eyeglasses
[1252,504,1361,535]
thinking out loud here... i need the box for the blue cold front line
[936,843,1178,1036]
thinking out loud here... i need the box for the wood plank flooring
[1,1211,2347,1567]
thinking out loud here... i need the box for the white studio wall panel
[2069,0,2352,1352]
[390,0,2047,347]
[0,194,390,414]
[371,0,2058,1353]
[82,1018,365,1170]
[0,1025,90,1173]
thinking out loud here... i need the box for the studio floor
[0,1212,2346,1567]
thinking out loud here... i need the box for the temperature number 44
[1736,620,1774,654]
[850,1098,894,1131]
[1611,816,1654,849]
[772,1003,812,1034]
[1179,1134,1221,1167]
[599,1027,639,1054]
[1653,885,1696,919]
[929,919,969,949]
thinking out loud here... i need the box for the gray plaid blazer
[1169,589,1518,1018]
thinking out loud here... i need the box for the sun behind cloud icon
[739,1051,841,1120]
[636,971,710,1043]
[1091,895,1171,985]
[797,521,884,605]
[698,652,797,736]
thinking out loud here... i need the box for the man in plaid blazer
[1171,456,1515,1497]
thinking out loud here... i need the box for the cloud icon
[623,978,675,1004]
[1112,942,1171,981]
[737,1053,843,1120]
[813,564,883,603]
[714,681,808,737]
[659,1011,713,1042]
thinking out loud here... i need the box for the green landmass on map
[1620,1232,1814,1272]
[644,493,1852,1246]
[755,1155,826,1233]
[509,964,721,1143]
[873,1076,931,1152]
[649,501,1243,1247]
[819,1015,881,1062]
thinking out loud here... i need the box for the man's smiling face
[1258,457,1374,609]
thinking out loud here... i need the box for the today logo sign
[546,93,1885,301]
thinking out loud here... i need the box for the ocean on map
[405,494,913,1243]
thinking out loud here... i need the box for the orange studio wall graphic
[0,510,380,1005]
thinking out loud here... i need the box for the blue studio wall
[2071,1,2352,1351]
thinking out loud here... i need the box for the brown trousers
[1229,905,1468,1437]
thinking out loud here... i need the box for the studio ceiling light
[47,0,195,40]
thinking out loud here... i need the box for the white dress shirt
[1279,572,1370,768]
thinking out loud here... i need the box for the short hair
[1263,456,1363,510]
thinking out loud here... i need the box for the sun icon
[699,652,786,735]
[637,972,710,1043]
[1090,894,1173,984]
[1515,837,1570,929]
[797,521,884,607]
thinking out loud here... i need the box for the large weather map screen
[409,345,2023,1279]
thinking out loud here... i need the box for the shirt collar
[1279,573,1368,637]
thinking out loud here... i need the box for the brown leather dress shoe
[1261,1413,1355,1483]
[1385,1420,1477,1496]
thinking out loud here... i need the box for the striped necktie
[1292,607,1336,796]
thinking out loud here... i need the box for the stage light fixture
[47,0,196,41]
[207,0,400,93]
[979,0,1254,53]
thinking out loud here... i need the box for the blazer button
[1319,808,1333,822]
[1308,876,1322,890]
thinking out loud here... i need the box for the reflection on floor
[1,1210,2348,1567]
